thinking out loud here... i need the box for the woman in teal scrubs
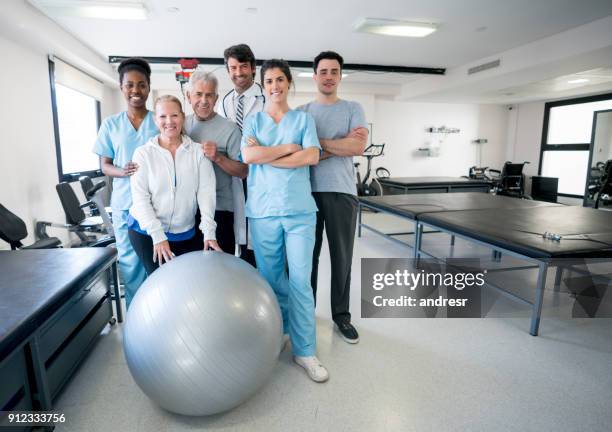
[93,58,158,308]
[241,59,328,382]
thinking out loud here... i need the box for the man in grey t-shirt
[184,71,248,254]
[298,51,368,344]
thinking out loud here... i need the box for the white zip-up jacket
[130,134,216,245]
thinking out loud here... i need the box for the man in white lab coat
[217,44,265,267]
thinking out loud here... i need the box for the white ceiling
[29,0,612,67]
[22,0,612,102]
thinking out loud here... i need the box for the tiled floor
[54,211,612,431]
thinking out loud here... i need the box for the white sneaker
[280,334,290,353]
[293,356,329,383]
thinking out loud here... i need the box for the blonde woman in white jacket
[128,95,221,276]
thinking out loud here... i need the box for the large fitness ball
[123,251,282,416]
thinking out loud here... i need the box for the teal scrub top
[93,111,158,210]
[241,110,321,218]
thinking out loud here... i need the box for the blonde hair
[154,94,184,114]
[154,94,186,136]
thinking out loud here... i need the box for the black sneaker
[334,320,360,344]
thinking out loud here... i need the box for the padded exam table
[358,193,612,335]
[0,248,119,428]
[378,176,492,194]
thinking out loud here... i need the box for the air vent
[468,59,500,75]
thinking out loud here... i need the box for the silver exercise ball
[123,251,282,416]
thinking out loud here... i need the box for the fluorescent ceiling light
[31,1,148,20]
[567,78,589,84]
[298,72,347,78]
[354,18,437,38]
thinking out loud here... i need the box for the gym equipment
[0,204,61,249]
[594,160,612,208]
[586,161,607,201]
[123,251,282,416]
[78,176,114,236]
[37,182,114,247]
[467,166,492,180]
[586,160,612,208]
[355,143,388,197]
[175,58,199,103]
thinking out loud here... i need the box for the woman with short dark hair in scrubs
[93,58,158,308]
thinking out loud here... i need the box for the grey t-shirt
[297,100,367,195]
[184,114,242,211]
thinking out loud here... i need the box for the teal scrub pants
[250,213,317,357]
[112,208,147,308]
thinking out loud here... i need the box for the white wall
[0,35,68,249]
[505,102,546,179]
[476,105,508,169]
[101,85,123,119]
[371,100,506,178]
[0,34,120,249]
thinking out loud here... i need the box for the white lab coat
[217,82,266,247]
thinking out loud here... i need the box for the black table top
[0,248,116,357]
[419,206,612,258]
[360,193,560,219]
[378,176,492,187]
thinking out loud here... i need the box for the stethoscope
[221,83,266,118]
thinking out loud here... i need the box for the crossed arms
[241,126,368,167]
[319,127,369,160]
[241,138,320,168]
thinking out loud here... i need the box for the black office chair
[0,203,61,250]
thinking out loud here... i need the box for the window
[540,93,612,197]
[49,57,104,182]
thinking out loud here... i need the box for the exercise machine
[79,176,114,235]
[37,181,115,247]
[592,160,612,209]
[355,143,389,197]
[0,204,62,249]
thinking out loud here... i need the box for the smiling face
[227,57,255,94]
[154,100,184,140]
[314,59,342,96]
[188,80,218,121]
[263,67,290,104]
[121,70,150,109]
